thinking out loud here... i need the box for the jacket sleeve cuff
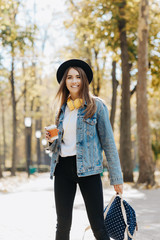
[110,177,123,185]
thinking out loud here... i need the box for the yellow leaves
[0,24,6,30]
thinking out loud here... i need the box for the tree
[0,0,35,175]
[0,63,10,177]
[118,0,133,182]
[0,96,7,171]
[136,0,155,185]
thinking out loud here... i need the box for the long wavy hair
[55,66,97,125]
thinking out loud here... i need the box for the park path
[0,173,160,240]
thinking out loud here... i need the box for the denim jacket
[49,98,123,185]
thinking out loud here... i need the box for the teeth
[72,86,79,88]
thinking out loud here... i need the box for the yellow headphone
[67,96,83,111]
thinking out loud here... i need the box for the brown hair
[55,66,97,125]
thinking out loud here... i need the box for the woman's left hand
[114,184,123,194]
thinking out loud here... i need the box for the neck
[70,94,81,101]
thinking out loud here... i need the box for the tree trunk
[22,61,27,113]
[110,61,119,131]
[137,0,155,185]
[0,166,2,178]
[118,1,133,182]
[91,49,100,96]
[0,138,3,178]
[1,97,6,170]
[0,98,3,177]
[10,54,17,176]
[94,49,100,96]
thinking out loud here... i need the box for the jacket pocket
[83,118,97,125]
[83,118,97,137]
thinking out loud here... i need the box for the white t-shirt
[60,105,78,157]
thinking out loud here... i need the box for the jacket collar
[60,102,67,113]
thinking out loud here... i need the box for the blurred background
[0,0,160,186]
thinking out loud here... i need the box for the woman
[45,59,123,240]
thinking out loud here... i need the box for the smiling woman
[45,59,123,240]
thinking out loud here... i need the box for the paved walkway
[0,173,159,240]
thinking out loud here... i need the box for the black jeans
[54,155,110,240]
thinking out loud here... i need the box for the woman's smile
[71,85,79,88]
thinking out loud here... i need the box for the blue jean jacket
[49,98,123,185]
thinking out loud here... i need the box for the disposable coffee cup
[45,124,59,141]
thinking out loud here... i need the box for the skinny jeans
[54,155,110,240]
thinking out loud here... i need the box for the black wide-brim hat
[56,59,93,84]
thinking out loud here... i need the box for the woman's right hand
[45,130,55,143]
[114,184,123,194]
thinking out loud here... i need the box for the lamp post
[24,117,32,178]
[35,130,41,172]
[42,138,47,165]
